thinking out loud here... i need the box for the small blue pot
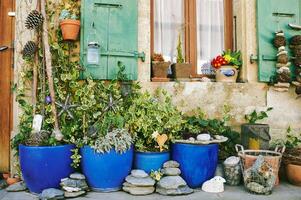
[171,143,218,188]
[80,145,133,192]
[19,144,75,193]
[134,151,170,173]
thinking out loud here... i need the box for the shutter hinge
[250,54,258,64]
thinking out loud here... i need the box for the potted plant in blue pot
[171,109,239,188]
[125,89,184,174]
[76,79,139,192]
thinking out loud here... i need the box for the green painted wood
[257,0,301,82]
[80,0,138,80]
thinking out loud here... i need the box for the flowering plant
[211,50,242,69]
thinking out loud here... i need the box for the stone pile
[273,31,291,92]
[223,156,241,186]
[123,169,155,195]
[60,173,88,198]
[156,160,193,195]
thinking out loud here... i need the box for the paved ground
[0,182,300,200]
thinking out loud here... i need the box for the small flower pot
[151,61,171,78]
[6,177,21,185]
[60,19,80,41]
[215,65,238,82]
[2,173,10,180]
[286,164,301,186]
[171,63,192,79]
[134,151,170,174]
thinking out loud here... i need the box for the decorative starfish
[101,93,122,113]
[55,94,78,119]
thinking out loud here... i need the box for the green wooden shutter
[256,0,301,82]
[80,0,144,80]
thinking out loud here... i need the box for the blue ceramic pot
[171,143,218,188]
[134,151,170,174]
[19,144,75,193]
[80,145,134,192]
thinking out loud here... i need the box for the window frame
[150,0,233,78]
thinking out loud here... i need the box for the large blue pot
[171,143,218,188]
[134,151,170,174]
[19,144,75,193]
[80,145,133,192]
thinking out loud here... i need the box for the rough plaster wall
[11,0,39,173]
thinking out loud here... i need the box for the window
[151,0,233,77]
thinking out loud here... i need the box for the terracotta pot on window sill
[215,65,239,83]
[151,61,171,79]
[60,19,81,41]
[171,63,192,79]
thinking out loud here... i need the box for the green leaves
[125,89,184,152]
[245,107,273,124]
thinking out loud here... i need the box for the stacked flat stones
[274,31,291,92]
[123,170,155,195]
[290,35,301,96]
[156,160,193,195]
[60,173,88,198]
[223,156,241,186]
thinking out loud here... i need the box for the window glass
[196,0,225,74]
[154,0,184,62]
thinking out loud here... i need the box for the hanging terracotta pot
[60,19,80,41]
[215,65,238,82]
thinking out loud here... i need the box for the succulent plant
[91,129,132,154]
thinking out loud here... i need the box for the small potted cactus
[171,34,192,79]
[59,9,80,41]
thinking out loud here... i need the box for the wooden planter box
[171,63,192,79]
[151,61,171,78]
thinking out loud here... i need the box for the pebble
[196,134,211,141]
[69,173,86,180]
[60,178,88,190]
[163,160,180,168]
[156,185,193,195]
[157,176,187,190]
[64,190,86,198]
[131,170,148,178]
[6,181,27,192]
[161,168,181,176]
[62,186,81,192]
[224,156,240,165]
[188,137,195,141]
[40,188,64,200]
[125,175,155,187]
[123,186,155,195]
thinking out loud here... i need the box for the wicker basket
[235,144,285,186]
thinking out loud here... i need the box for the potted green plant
[125,89,184,173]
[241,107,273,150]
[211,50,242,82]
[59,7,80,41]
[171,108,240,188]
[274,128,301,186]
[74,79,139,192]
[151,53,171,81]
[171,34,192,79]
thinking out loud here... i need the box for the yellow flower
[223,55,232,62]
[152,131,159,139]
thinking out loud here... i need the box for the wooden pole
[40,0,63,141]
